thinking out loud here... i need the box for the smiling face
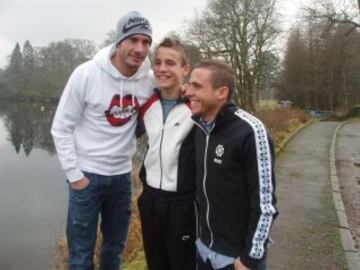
[112,34,151,77]
[153,46,190,96]
[186,67,228,122]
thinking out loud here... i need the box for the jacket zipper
[159,102,180,190]
[194,200,200,239]
[203,134,214,248]
[193,121,215,248]
[159,124,165,189]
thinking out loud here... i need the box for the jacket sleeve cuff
[239,252,263,270]
[66,168,84,183]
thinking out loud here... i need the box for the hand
[180,83,189,99]
[234,257,250,270]
[70,176,90,190]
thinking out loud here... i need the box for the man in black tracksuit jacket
[185,60,278,270]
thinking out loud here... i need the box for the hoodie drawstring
[120,80,124,108]
[131,82,135,110]
[119,80,136,113]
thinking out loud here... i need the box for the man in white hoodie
[51,11,155,270]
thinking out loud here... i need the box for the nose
[157,62,166,72]
[134,41,146,54]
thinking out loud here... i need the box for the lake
[0,101,67,269]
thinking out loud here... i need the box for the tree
[37,39,96,97]
[23,40,35,69]
[6,43,24,94]
[183,0,280,111]
[277,28,309,108]
[305,0,360,35]
[258,51,279,100]
[277,3,360,111]
[101,30,117,48]
[22,40,36,96]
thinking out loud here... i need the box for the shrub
[256,108,311,146]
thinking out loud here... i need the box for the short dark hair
[155,37,190,66]
[195,59,235,101]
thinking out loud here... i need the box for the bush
[256,108,311,146]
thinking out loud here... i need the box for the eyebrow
[191,81,201,87]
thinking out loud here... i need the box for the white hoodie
[51,44,155,182]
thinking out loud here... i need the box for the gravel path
[267,121,347,270]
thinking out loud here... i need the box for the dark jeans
[66,172,132,270]
[197,255,267,270]
[138,186,196,270]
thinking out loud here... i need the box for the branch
[328,17,360,35]
[328,17,360,28]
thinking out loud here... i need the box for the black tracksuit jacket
[193,103,278,269]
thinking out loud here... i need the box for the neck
[202,101,226,122]
[160,87,180,100]
[202,114,216,123]
[111,53,137,77]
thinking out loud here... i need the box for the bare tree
[305,0,360,35]
[277,3,360,112]
[277,28,309,108]
[183,0,280,112]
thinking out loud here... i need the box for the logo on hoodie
[105,94,140,126]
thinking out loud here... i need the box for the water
[0,102,67,269]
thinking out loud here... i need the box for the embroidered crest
[215,144,224,157]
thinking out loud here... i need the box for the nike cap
[115,11,152,46]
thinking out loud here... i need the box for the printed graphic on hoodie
[105,94,140,126]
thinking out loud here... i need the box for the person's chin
[157,81,169,89]
[131,61,142,67]
[191,108,201,116]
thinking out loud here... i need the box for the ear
[216,86,229,101]
[182,64,191,77]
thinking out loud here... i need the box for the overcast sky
[0,0,308,68]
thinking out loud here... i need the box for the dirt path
[336,120,360,254]
[267,121,347,270]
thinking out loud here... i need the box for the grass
[54,107,312,270]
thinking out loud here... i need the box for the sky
[0,0,309,69]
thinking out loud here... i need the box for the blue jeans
[66,172,132,270]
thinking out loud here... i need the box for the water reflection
[0,101,56,156]
[0,101,66,270]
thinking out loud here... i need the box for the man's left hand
[234,257,250,270]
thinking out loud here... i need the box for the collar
[154,87,189,105]
[192,102,237,132]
